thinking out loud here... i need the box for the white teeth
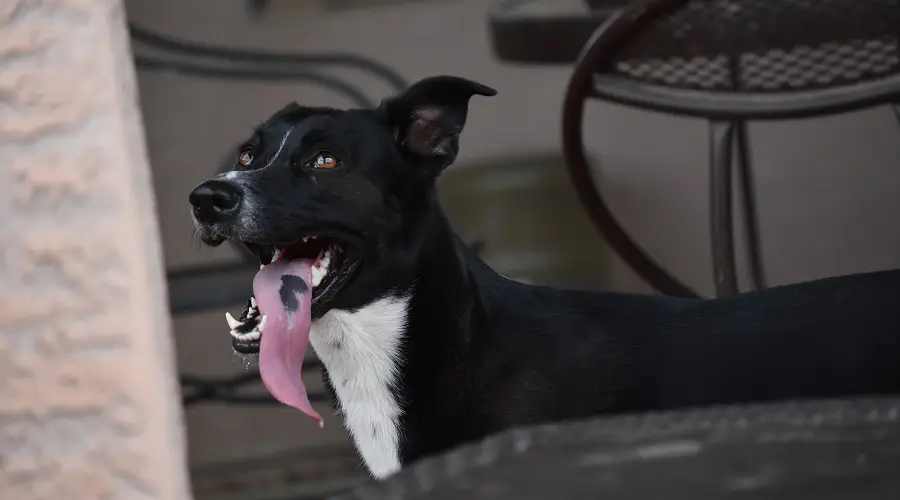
[250,297,257,308]
[231,329,261,342]
[254,242,343,295]
[310,248,334,288]
[311,266,324,287]
[229,315,267,342]
[225,312,241,330]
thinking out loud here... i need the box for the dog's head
[189,75,495,354]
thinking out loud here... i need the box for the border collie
[189,75,900,479]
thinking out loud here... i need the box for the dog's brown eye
[238,148,254,167]
[311,152,339,169]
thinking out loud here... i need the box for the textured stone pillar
[0,1,191,499]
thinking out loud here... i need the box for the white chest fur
[309,295,409,479]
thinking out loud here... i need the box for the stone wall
[0,1,190,499]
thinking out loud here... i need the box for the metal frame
[561,3,698,297]
[129,23,408,92]
[587,75,900,120]
[562,0,900,297]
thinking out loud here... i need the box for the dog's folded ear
[380,76,496,174]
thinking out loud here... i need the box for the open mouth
[227,235,358,355]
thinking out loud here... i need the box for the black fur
[190,75,900,468]
[279,275,307,312]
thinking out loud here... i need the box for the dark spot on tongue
[279,275,309,312]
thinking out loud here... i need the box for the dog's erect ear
[380,76,496,173]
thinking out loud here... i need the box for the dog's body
[189,75,900,479]
[315,219,900,477]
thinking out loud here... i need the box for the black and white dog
[189,75,900,479]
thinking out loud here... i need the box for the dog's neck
[366,188,487,338]
[310,191,489,479]
[407,191,487,339]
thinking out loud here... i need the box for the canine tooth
[226,312,241,330]
[250,297,257,308]
[260,264,265,270]
[272,248,282,262]
[258,314,268,333]
[312,267,324,287]
[302,237,309,242]
[247,307,257,318]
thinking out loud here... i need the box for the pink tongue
[253,258,322,426]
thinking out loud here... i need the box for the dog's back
[473,265,900,426]
[637,270,900,409]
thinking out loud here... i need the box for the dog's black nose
[189,180,242,223]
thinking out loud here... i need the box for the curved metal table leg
[709,120,739,297]
[560,8,700,299]
[735,120,766,290]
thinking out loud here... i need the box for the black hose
[129,22,408,92]
[134,56,375,108]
